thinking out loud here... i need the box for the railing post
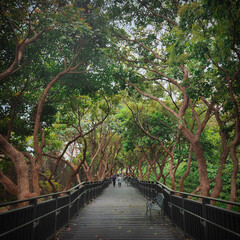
[30,198,38,240]
[53,195,59,239]
[181,194,187,237]
[67,191,71,222]
[161,185,167,216]
[147,182,150,198]
[88,183,91,201]
[76,186,80,211]
[83,184,87,205]
[169,191,174,224]
[88,183,90,202]
[94,182,97,198]
[96,182,99,197]
[202,198,210,240]
[153,182,157,198]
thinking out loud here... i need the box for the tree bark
[191,140,210,196]
[179,145,192,192]
[0,169,18,196]
[180,124,210,196]
[0,134,31,200]
[210,120,228,201]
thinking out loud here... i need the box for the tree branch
[138,0,178,26]
[0,169,18,196]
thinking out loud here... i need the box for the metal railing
[130,178,240,240]
[0,179,110,240]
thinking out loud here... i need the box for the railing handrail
[155,181,240,207]
[137,179,240,208]
[0,179,107,208]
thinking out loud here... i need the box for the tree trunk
[179,124,210,197]
[138,157,144,180]
[179,145,192,192]
[146,165,151,181]
[227,126,239,209]
[226,75,240,208]
[191,140,210,196]
[0,134,31,200]
[211,131,228,201]
[85,170,93,182]
[169,137,178,191]
[64,170,77,190]
[0,169,18,196]
[31,166,41,196]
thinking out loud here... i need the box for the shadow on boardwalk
[57,181,186,240]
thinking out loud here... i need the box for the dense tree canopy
[0,0,239,209]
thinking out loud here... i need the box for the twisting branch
[116,31,169,64]
[0,169,18,196]
[167,82,179,110]
[124,101,173,159]
[188,100,202,129]
[59,46,67,70]
[128,82,179,118]
[138,0,178,26]
[172,0,179,12]
[47,98,110,182]
[179,144,193,192]
[38,172,58,193]
[229,6,240,60]
[0,11,46,81]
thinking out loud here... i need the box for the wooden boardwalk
[57,181,186,240]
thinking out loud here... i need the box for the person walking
[112,175,116,187]
[117,174,123,187]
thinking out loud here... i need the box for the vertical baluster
[182,194,187,238]
[30,198,38,240]
[202,198,210,240]
[53,195,59,238]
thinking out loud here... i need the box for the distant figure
[112,175,116,187]
[117,175,123,187]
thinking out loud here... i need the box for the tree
[177,0,240,204]
[107,0,239,200]
[0,0,112,201]
[116,97,182,188]
[45,94,111,190]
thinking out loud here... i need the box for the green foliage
[39,170,63,194]
[149,111,177,142]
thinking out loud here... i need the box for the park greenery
[0,0,239,209]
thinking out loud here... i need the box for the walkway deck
[57,181,185,240]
